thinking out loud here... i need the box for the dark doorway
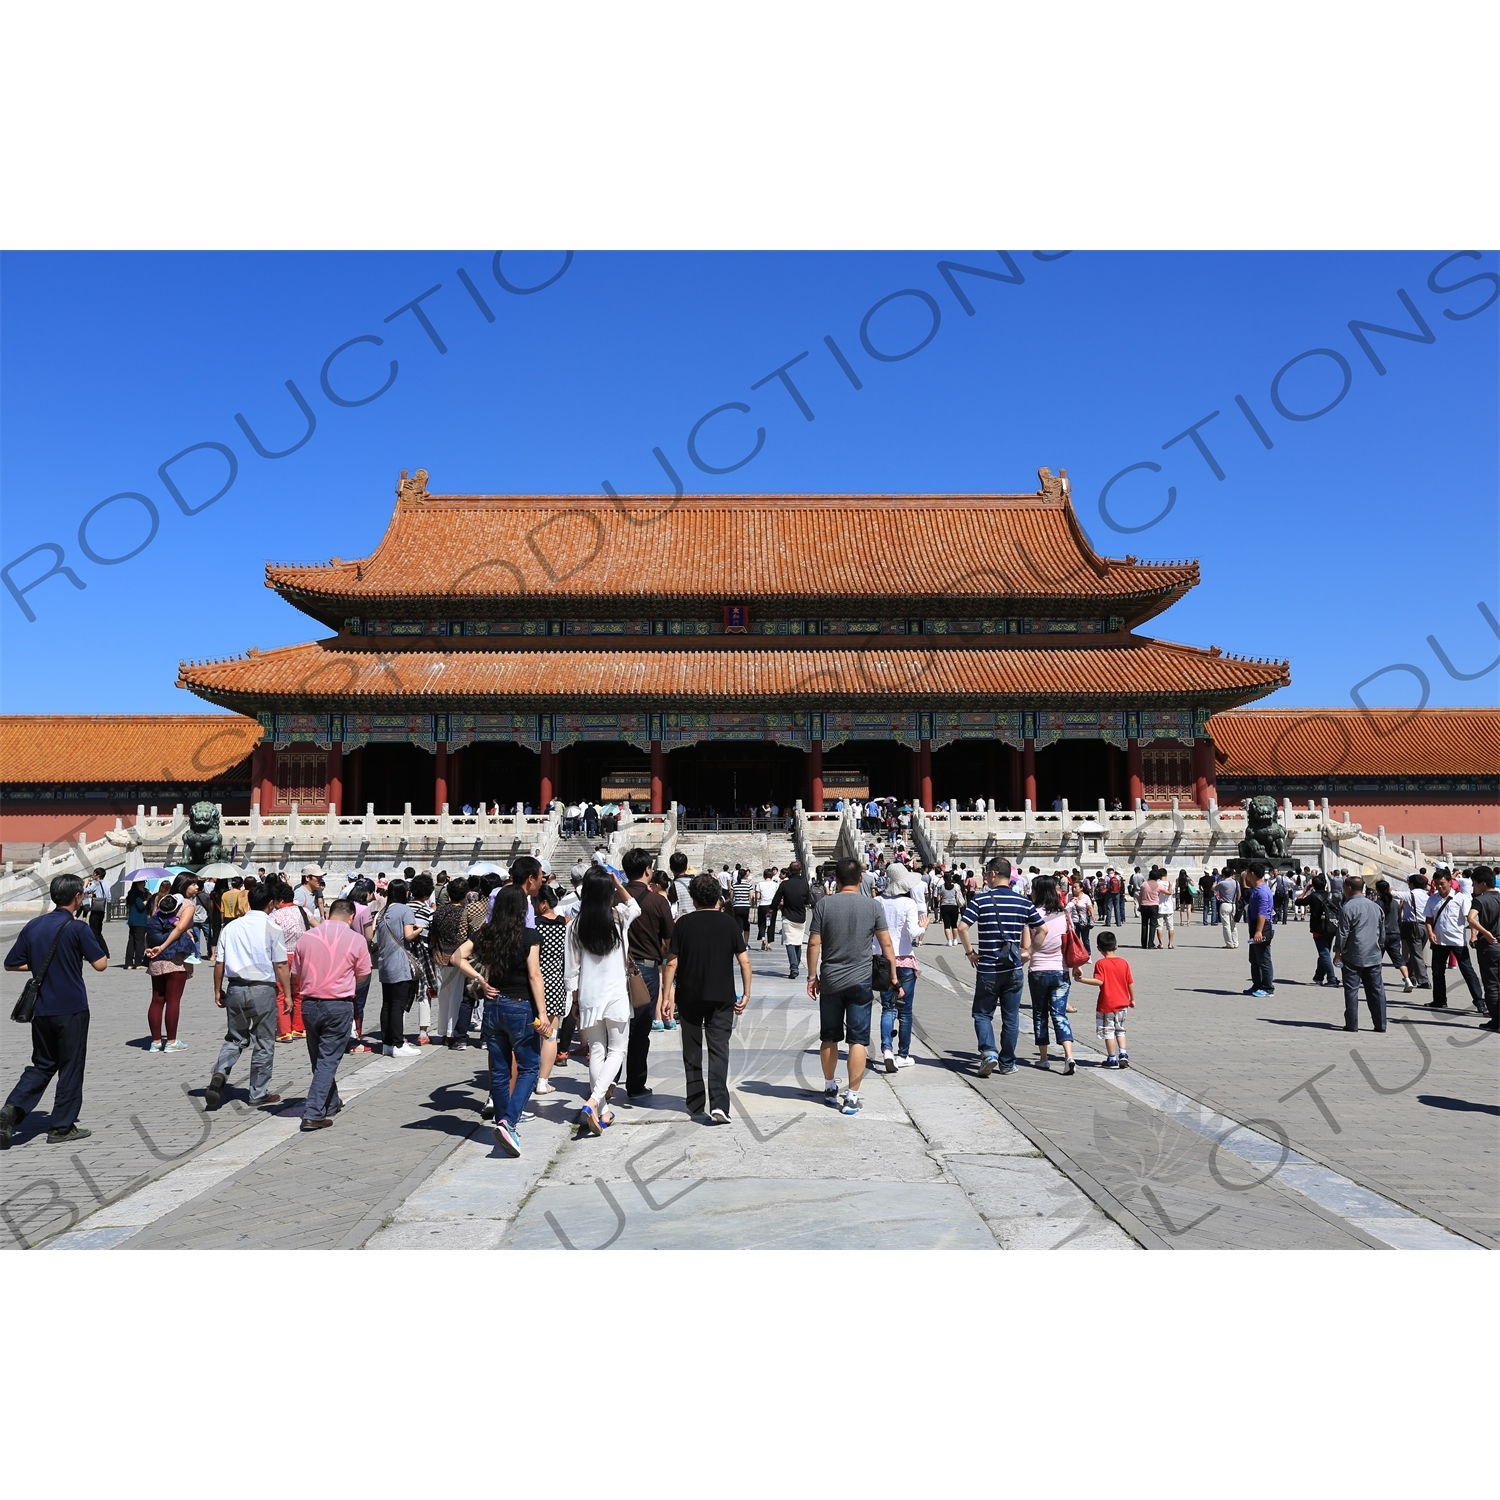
[1034,739,1110,809]
[666,742,807,814]
[454,743,540,811]
[362,742,436,814]
[557,741,650,804]
[823,740,913,802]
[931,740,1015,809]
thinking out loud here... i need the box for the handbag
[871,955,894,991]
[625,952,653,1010]
[11,913,72,1024]
[1061,913,1090,970]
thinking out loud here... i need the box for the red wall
[1,798,251,858]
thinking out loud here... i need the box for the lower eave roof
[177,639,1288,709]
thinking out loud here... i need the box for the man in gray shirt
[1334,876,1387,1032]
[807,856,896,1116]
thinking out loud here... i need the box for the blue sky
[1,250,1495,715]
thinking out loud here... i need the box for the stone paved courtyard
[2,911,1494,1251]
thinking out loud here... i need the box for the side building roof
[1207,708,1500,780]
[0,715,261,786]
[264,471,1200,629]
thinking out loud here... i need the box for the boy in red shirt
[1071,929,1136,1068]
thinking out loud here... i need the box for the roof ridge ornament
[397,468,430,501]
[1037,466,1066,502]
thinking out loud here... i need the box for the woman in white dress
[565,867,640,1137]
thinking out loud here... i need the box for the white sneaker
[1402,978,1414,993]
[894,1055,915,1068]
[393,1043,422,1057]
[882,1049,896,1074]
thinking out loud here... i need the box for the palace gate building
[174,467,1292,818]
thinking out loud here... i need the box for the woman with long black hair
[453,884,550,1156]
[565,866,640,1137]
[1026,875,1076,1075]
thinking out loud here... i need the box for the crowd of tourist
[3,827,1496,1151]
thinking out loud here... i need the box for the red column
[1022,738,1037,807]
[1127,738,1144,808]
[650,741,665,814]
[326,744,343,814]
[809,740,824,812]
[434,741,448,811]
[346,746,363,812]
[1193,737,1216,808]
[918,739,933,811]
[539,743,555,808]
[1008,744,1022,809]
[252,743,276,812]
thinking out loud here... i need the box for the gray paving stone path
[3,909,1493,1250]
[916,915,1497,1248]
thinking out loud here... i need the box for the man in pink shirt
[291,898,372,1133]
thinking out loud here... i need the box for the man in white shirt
[206,882,291,1109]
[1424,869,1484,1011]
[1214,871,1240,947]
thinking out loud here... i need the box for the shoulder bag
[11,915,72,1024]
[1061,912,1090,970]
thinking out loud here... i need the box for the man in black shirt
[2,873,108,1147]
[622,846,675,1102]
[1468,865,1500,1030]
[661,873,751,1123]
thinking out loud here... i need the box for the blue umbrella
[122,867,174,882]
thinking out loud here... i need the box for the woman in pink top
[1026,875,1076,1075]
[1138,869,1164,950]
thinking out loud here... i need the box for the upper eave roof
[264,480,1199,623]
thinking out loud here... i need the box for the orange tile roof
[0,715,261,785]
[179,639,1287,708]
[265,489,1199,622]
[1208,709,1500,779]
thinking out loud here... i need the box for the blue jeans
[1202,898,1216,925]
[1313,935,1337,985]
[302,998,353,1119]
[879,967,917,1056]
[1029,969,1074,1046]
[482,996,542,1129]
[971,966,1024,1067]
[1248,930,1275,992]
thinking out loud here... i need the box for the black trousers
[124,926,148,968]
[679,1000,734,1114]
[625,961,659,1094]
[1477,944,1500,1020]
[1139,906,1158,948]
[87,907,109,958]
[6,1010,90,1132]
[1431,945,1483,1009]
[380,978,416,1046]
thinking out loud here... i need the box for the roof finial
[1037,466,1063,502]
[397,468,430,501]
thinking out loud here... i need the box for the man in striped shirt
[959,858,1043,1076]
